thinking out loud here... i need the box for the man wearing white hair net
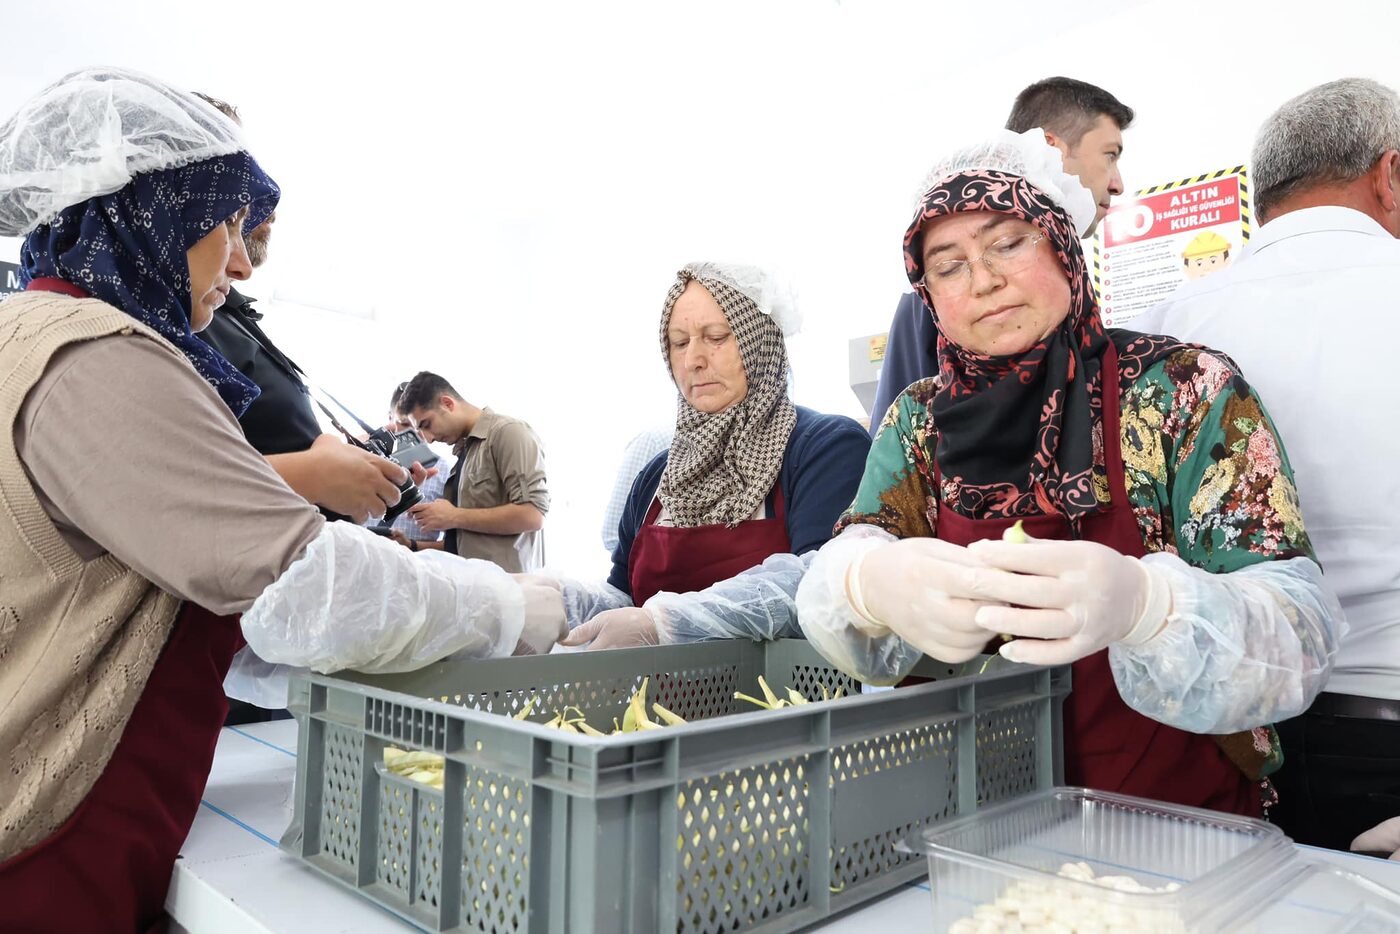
[869,77,1134,438]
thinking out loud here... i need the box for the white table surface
[168,720,1400,933]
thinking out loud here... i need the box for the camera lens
[382,475,422,524]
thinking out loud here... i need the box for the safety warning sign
[1093,167,1249,327]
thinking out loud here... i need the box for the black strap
[314,386,378,435]
[443,458,463,556]
[220,301,309,385]
[219,300,387,450]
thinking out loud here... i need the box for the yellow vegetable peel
[758,676,780,708]
[652,703,687,726]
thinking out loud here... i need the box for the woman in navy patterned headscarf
[0,67,567,933]
[0,66,286,928]
[14,76,279,415]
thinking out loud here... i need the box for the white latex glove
[514,581,567,655]
[532,573,634,630]
[558,607,661,651]
[850,538,1003,664]
[1351,817,1400,861]
[967,530,1170,665]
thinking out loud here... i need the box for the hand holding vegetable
[967,527,1171,665]
[845,537,1004,664]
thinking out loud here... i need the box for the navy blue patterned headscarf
[19,151,279,415]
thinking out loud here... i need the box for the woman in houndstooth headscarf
[555,262,872,650]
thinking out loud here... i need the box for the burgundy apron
[629,486,791,605]
[933,344,1256,816]
[0,603,242,932]
[0,277,246,930]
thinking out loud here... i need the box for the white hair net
[0,66,246,236]
[686,261,802,337]
[912,127,1099,238]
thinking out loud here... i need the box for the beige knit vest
[0,291,182,863]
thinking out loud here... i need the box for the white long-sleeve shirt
[1136,205,1400,701]
[600,426,672,554]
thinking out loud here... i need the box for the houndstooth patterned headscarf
[656,265,797,528]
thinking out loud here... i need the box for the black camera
[349,426,439,523]
[307,386,442,526]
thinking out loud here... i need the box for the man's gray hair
[1253,78,1400,219]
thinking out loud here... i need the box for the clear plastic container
[904,787,1297,932]
[1250,860,1400,933]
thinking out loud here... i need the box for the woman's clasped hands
[849,528,1168,666]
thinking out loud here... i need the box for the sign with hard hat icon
[1092,167,1250,326]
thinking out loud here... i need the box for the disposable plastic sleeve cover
[558,576,634,629]
[643,551,811,644]
[241,521,525,674]
[223,645,298,709]
[793,525,924,684]
[1109,553,1346,734]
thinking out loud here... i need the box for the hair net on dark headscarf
[0,67,280,414]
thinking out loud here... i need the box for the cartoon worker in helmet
[1182,230,1233,281]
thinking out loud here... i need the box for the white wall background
[3,0,1397,576]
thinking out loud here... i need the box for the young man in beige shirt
[397,370,549,573]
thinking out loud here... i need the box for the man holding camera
[194,94,409,523]
[396,371,549,573]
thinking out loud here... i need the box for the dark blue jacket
[869,291,938,437]
[198,289,322,456]
[607,406,871,597]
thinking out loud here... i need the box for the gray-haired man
[1137,78,1400,855]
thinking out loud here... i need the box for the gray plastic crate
[282,639,1067,933]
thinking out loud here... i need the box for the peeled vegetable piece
[947,862,1184,933]
[977,519,1027,668]
[509,675,853,736]
[510,679,691,735]
[383,746,445,788]
[652,703,687,726]
[735,676,844,710]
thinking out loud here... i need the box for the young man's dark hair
[396,370,463,415]
[1005,77,1135,143]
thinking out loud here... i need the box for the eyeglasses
[922,232,1046,297]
